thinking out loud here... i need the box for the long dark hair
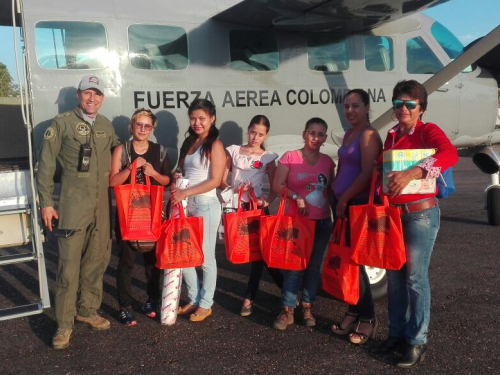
[248,114,271,150]
[178,99,218,170]
[343,89,370,121]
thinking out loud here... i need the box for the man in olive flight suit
[38,75,120,349]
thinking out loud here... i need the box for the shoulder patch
[56,112,70,118]
[75,122,91,136]
[44,127,55,140]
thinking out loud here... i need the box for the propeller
[371,23,500,131]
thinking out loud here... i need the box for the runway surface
[0,157,499,374]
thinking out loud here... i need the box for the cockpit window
[128,24,188,70]
[431,21,464,60]
[364,36,394,72]
[406,36,444,74]
[307,33,349,72]
[229,30,279,71]
[35,21,108,69]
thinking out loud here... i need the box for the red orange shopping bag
[156,203,204,269]
[114,160,164,241]
[260,189,316,270]
[322,219,359,305]
[349,172,405,270]
[223,188,263,264]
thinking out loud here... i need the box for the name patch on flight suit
[76,122,91,136]
[95,131,107,138]
[44,127,55,141]
[56,112,70,118]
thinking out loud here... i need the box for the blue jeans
[281,218,333,307]
[183,195,221,309]
[387,205,440,345]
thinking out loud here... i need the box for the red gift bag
[349,172,406,270]
[156,203,204,269]
[114,160,164,241]
[223,188,263,264]
[322,219,359,305]
[260,189,316,270]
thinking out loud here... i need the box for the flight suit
[37,107,120,329]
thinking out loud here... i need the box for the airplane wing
[214,0,449,33]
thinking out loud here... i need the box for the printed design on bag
[130,193,152,209]
[238,217,260,235]
[276,227,299,245]
[367,216,389,234]
[327,256,341,273]
[171,228,191,246]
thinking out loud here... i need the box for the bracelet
[126,164,132,171]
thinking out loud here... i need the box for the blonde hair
[129,108,158,134]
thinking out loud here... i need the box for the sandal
[240,299,253,317]
[349,318,378,345]
[331,312,359,335]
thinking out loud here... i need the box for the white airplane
[0,0,499,314]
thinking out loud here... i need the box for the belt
[391,197,437,213]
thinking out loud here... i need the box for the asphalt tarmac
[1,157,499,374]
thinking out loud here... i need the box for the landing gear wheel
[487,188,500,226]
[365,266,387,300]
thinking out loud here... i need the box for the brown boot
[301,302,316,327]
[273,306,294,331]
[76,313,110,330]
[52,328,72,350]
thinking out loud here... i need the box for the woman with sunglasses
[372,80,458,368]
[330,89,382,344]
[110,109,172,326]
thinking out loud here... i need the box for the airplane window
[307,33,349,72]
[431,22,464,60]
[35,21,108,69]
[229,30,278,71]
[128,25,188,70]
[364,36,394,72]
[406,37,444,74]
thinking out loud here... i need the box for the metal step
[0,303,44,321]
[0,252,36,266]
[0,205,31,216]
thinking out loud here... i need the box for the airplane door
[403,34,461,140]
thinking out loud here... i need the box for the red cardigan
[382,120,459,204]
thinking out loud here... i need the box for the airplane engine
[473,146,500,225]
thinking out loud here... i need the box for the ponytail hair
[178,99,218,169]
[248,114,271,150]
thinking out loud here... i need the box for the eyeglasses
[392,99,418,110]
[134,122,153,131]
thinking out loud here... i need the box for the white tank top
[184,146,217,197]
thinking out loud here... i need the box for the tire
[365,266,387,300]
[487,188,500,226]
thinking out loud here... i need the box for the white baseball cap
[78,75,104,93]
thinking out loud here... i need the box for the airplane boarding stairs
[0,159,50,320]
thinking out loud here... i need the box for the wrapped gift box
[383,149,436,195]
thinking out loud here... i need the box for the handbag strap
[130,159,151,186]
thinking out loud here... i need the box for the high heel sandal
[349,318,378,345]
[331,312,359,335]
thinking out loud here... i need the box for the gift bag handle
[368,170,389,207]
[277,187,288,216]
[331,218,347,246]
[168,202,186,220]
[130,159,151,186]
[236,186,259,212]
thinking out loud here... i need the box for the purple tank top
[334,127,370,200]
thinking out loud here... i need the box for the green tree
[0,62,20,97]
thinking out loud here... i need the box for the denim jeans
[387,205,440,345]
[281,218,333,307]
[183,195,221,309]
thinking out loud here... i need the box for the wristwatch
[292,194,298,201]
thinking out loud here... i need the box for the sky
[0,0,499,84]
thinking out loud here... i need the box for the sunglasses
[392,99,418,110]
[134,122,153,131]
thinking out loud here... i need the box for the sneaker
[301,302,316,327]
[119,306,137,326]
[142,299,157,318]
[76,312,111,330]
[52,328,72,350]
[273,306,294,331]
